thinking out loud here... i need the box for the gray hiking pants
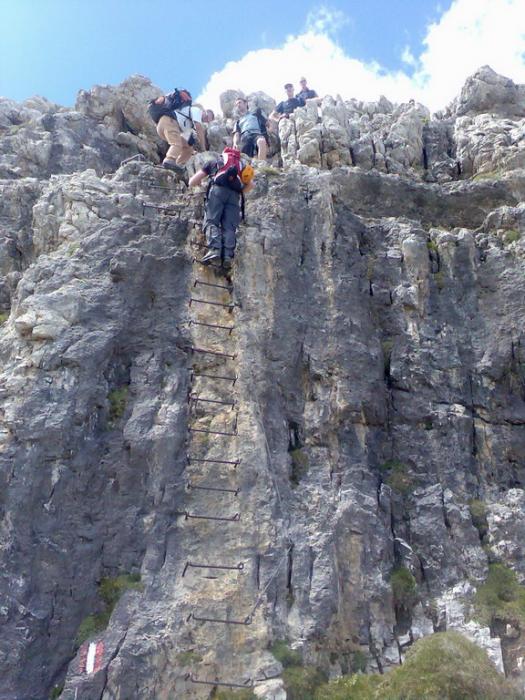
[204,184,241,259]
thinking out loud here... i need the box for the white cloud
[305,6,350,35]
[197,0,525,113]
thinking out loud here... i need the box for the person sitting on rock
[150,91,206,177]
[296,77,318,101]
[269,84,305,126]
[188,148,254,269]
[232,97,268,160]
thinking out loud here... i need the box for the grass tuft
[108,386,128,423]
[270,640,303,668]
[391,566,418,610]
[75,573,142,645]
[474,563,525,628]
[314,631,520,699]
[290,448,309,486]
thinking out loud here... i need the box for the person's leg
[204,185,226,252]
[240,133,256,158]
[256,136,268,160]
[156,116,185,164]
[221,190,241,263]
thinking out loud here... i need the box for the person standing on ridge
[148,88,206,178]
[232,97,268,161]
[296,77,318,101]
[269,84,305,126]
[189,148,254,269]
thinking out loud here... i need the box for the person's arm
[194,122,206,150]
[188,169,208,187]
[233,120,241,148]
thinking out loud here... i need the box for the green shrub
[270,640,303,668]
[212,689,256,700]
[379,460,414,495]
[503,229,521,245]
[427,240,438,253]
[474,563,525,627]
[76,611,111,645]
[50,685,64,699]
[176,650,203,666]
[282,666,327,700]
[258,165,281,177]
[317,631,520,699]
[0,311,9,324]
[391,566,418,609]
[469,499,488,538]
[473,169,501,181]
[108,387,128,423]
[99,573,142,608]
[350,649,368,673]
[433,270,445,290]
[379,630,520,699]
[315,673,382,700]
[290,448,309,486]
[75,573,142,645]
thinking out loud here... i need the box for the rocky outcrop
[0,68,524,699]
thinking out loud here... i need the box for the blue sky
[1,0,524,111]
[0,0,447,102]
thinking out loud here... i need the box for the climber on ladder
[188,148,254,269]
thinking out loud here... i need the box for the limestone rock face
[454,65,525,118]
[0,67,524,699]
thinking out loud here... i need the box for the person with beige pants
[151,96,206,175]
[156,115,194,166]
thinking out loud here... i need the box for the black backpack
[148,88,192,124]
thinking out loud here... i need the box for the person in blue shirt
[296,77,318,101]
[269,84,305,126]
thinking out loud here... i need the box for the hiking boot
[222,257,234,270]
[200,249,221,265]
[162,160,188,184]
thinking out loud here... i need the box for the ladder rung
[193,279,233,292]
[187,456,240,467]
[186,481,240,496]
[186,674,253,689]
[189,395,236,408]
[188,320,235,333]
[182,561,244,576]
[189,346,236,359]
[190,370,237,383]
[188,427,237,437]
[187,612,251,625]
[181,511,240,522]
[189,297,235,310]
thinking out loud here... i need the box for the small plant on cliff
[258,165,281,177]
[315,631,520,699]
[503,229,521,245]
[315,673,381,700]
[474,562,525,628]
[50,684,64,699]
[75,573,142,645]
[379,459,414,495]
[212,690,255,700]
[290,448,309,486]
[270,640,303,667]
[176,650,203,666]
[391,566,418,610]
[468,499,488,539]
[108,386,128,424]
[212,690,256,700]
[282,666,327,700]
[0,311,9,324]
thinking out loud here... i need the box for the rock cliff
[0,66,524,699]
